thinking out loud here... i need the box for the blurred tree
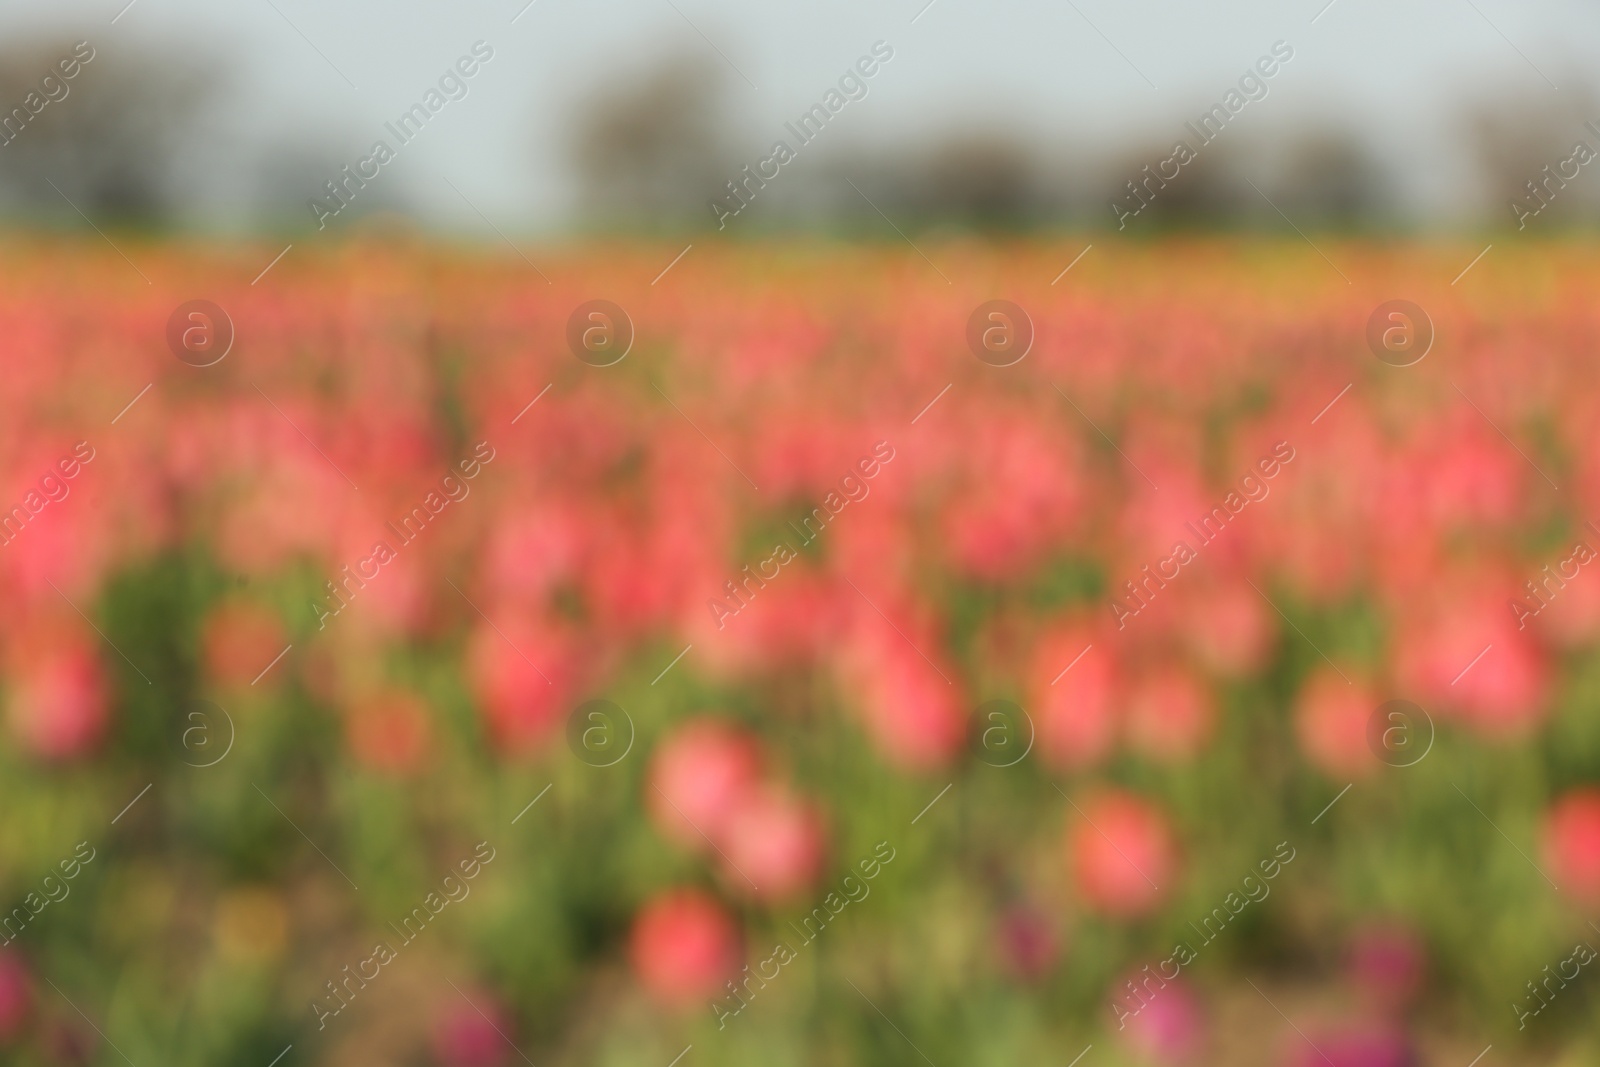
[1466,79,1600,230]
[1094,125,1392,231]
[1267,129,1392,227]
[564,53,735,231]
[911,132,1040,229]
[1096,138,1248,230]
[0,38,223,225]
[814,128,1044,233]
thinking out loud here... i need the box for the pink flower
[1116,463,1217,580]
[716,570,854,674]
[1534,558,1600,646]
[718,785,826,903]
[41,1019,96,1064]
[466,615,573,758]
[1119,974,1204,1064]
[6,622,110,761]
[629,889,741,1006]
[996,904,1060,982]
[479,502,584,606]
[938,417,1082,580]
[0,954,32,1043]
[1543,788,1600,907]
[1032,627,1118,770]
[1393,573,1549,739]
[345,689,432,776]
[201,601,286,689]
[1416,414,1524,531]
[431,994,511,1067]
[1068,790,1178,917]
[647,719,764,851]
[861,654,966,770]
[1284,1027,1415,1067]
[1182,581,1271,676]
[1295,672,1379,779]
[1125,665,1214,763]
[1348,924,1426,1013]
[846,614,966,770]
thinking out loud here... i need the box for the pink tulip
[858,651,966,771]
[1182,580,1271,676]
[1032,626,1118,770]
[6,623,110,761]
[1393,567,1549,738]
[0,954,32,1042]
[431,995,510,1067]
[1347,924,1425,1012]
[345,688,432,776]
[938,417,1082,581]
[647,719,764,851]
[1068,790,1177,917]
[1284,1027,1414,1067]
[1120,974,1204,1064]
[1295,672,1379,779]
[718,785,826,903]
[201,600,287,689]
[466,615,574,758]
[1543,788,1600,906]
[996,904,1060,981]
[629,889,741,1007]
[1125,664,1215,763]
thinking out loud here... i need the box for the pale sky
[6,0,1596,230]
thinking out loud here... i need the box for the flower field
[2,236,1600,1066]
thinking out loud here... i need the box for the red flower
[1068,790,1178,917]
[629,889,741,1006]
[1543,788,1600,906]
